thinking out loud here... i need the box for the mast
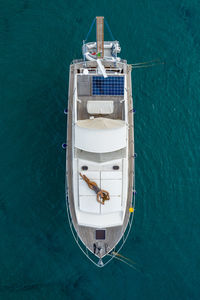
[96,16,104,59]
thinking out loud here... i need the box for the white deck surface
[77,211,123,228]
[79,196,100,214]
[77,158,127,227]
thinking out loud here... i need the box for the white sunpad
[79,175,101,214]
[101,179,122,196]
[101,171,122,180]
[79,195,100,214]
[79,179,100,196]
[78,167,123,216]
[79,171,100,180]
[87,101,114,114]
[101,196,122,214]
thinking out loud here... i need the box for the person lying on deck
[80,173,110,205]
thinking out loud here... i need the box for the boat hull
[65,60,135,266]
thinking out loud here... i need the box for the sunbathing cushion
[101,179,122,196]
[79,196,100,213]
[87,101,114,114]
[101,196,122,214]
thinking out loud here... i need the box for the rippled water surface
[0,0,200,299]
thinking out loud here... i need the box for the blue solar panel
[92,76,124,96]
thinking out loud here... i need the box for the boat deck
[66,60,134,259]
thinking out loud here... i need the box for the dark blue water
[1,0,200,299]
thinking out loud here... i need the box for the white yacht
[65,17,135,267]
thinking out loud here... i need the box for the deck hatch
[96,230,106,240]
[92,76,124,95]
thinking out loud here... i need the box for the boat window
[75,148,126,162]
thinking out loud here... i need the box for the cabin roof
[75,118,127,153]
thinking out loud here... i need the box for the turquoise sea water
[0,0,200,299]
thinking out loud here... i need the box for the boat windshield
[75,148,126,163]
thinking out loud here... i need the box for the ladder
[96,16,104,58]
